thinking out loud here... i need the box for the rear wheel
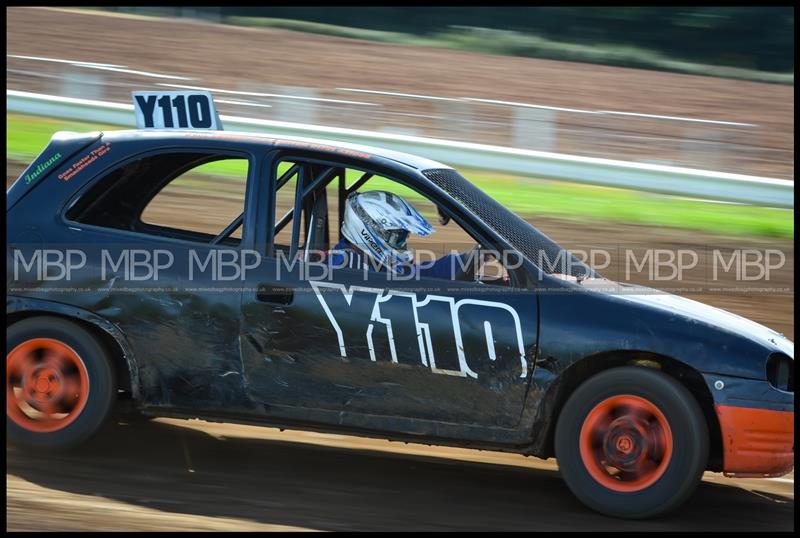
[7,317,115,450]
[555,366,708,518]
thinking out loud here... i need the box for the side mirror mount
[437,205,451,226]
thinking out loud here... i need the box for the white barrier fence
[7,89,794,208]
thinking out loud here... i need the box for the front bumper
[704,374,794,477]
[715,405,794,477]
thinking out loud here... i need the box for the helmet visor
[384,229,410,250]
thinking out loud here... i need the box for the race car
[6,91,794,519]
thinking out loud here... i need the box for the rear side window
[66,152,249,244]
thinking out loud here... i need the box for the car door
[240,153,539,431]
[56,145,257,411]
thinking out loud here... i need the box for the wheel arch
[534,350,722,471]
[6,304,140,399]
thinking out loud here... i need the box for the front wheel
[7,316,115,450]
[555,366,708,518]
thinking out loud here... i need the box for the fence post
[59,70,105,102]
[513,107,555,151]
[275,86,318,125]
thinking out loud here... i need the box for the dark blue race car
[6,101,794,518]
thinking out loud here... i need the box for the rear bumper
[715,405,794,477]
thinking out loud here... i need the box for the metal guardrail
[7,89,794,208]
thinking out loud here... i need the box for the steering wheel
[454,244,493,282]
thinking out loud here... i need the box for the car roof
[98,129,453,171]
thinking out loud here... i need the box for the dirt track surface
[6,7,794,177]
[6,416,794,532]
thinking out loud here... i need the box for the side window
[342,173,509,282]
[66,152,249,245]
[269,156,510,283]
[141,158,247,240]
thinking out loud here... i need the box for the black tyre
[554,366,708,518]
[7,316,115,450]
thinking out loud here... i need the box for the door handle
[257,284,294,305]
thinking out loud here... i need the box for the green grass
[7,113,793,239]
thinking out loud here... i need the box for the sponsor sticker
[23,153,62,185]
[58,143,112,182]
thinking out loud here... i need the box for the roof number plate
[132,91,222,130]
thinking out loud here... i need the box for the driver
[329,190,485,279]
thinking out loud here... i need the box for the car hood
[579,278,794,358]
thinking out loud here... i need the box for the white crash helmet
[341,190,434,272]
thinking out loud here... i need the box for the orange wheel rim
[579,394,673,492]
[7,338,90,433]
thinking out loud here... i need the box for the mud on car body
[6,92,794,519]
